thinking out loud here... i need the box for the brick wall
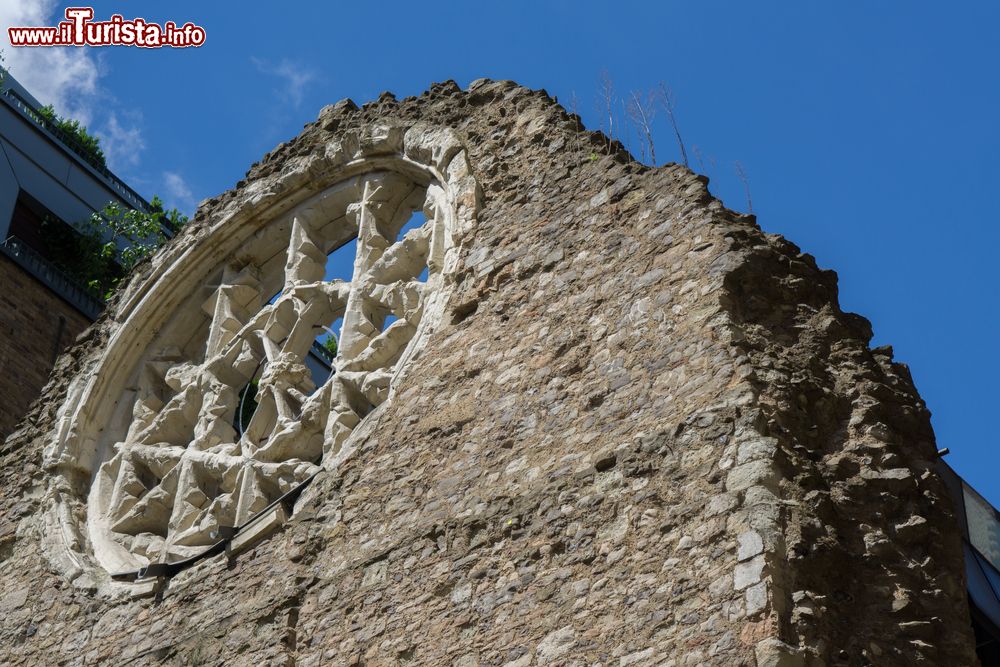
[0,254,91,439]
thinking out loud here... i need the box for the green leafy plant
[321,336,338,356]
[44,197,188,300]
[86,197,187,297]
[36,104,106,169]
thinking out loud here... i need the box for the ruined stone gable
[0,80,979,666]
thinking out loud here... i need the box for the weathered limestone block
[0,80,980,666]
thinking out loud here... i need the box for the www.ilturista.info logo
[8,7,205,48]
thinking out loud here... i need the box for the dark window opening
[6,191,124,289]
[972,604,1000,666]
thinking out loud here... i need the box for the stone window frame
[40,121,479,596]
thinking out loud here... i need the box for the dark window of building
[7,191,52,256]
[973,606,1000,665]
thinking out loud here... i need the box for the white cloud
[2,3,149,183]
[251,57,316,107]
[162,171,196,213]
[0,0,100,124]
[99,112,145,171]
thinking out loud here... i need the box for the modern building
[0,70,153,438]
[939,462,1000,664]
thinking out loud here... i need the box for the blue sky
[3,2,998,504]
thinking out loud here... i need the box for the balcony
[0,87,150,214]
[0,235,104,319]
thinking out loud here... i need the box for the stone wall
[0,254,90,439]
[0,80,980,666]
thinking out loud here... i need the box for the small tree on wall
[596,71,754,216]
[627,90,658,166]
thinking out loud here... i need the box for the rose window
[41,124,478,587]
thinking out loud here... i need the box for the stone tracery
[42,123,478,584]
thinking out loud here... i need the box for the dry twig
[599,70,615,153]
[658,82,688,167]
[627,90,657,166]
[734,160,753,213]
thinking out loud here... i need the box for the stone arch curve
[40,121,480,593]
